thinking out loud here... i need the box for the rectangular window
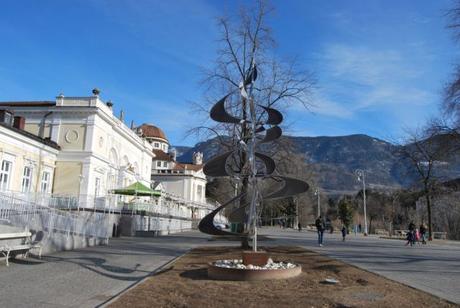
[163,161,167,168]
[21,166,32,192]
[197,185,202,199]
[0,160,12,191]
[154,142,159,148]
[40,171,50,193]
[94,177,101,196]
[156,161,161,167]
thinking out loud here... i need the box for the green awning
[111,181,161,197]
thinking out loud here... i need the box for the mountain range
[175,134,460,193]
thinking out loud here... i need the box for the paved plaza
[0,229,459,307]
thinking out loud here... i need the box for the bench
[432,232,447,240]
[375,229,389,236]
[0,230,43,266]
[393,230,408,238]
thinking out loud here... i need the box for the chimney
[13,116,25,130]
[0,110,13,126]
[119,109,124,122]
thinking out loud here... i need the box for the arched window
[109,148,118,168]
[122,155,129,168]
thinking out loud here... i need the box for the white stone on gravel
[213,259,297,270]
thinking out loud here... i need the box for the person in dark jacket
[315,216,325,246]
[341,226,347,242]
[406,221,416,246]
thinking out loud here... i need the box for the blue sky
[0,0,458,146]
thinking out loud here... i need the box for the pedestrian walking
[298,222,302,232]
[341,226,347,242]
[415,229,421,244]
[358,224,362,233]
[315,216,325,247]
[406,221,416,246]
[419,223,427,244]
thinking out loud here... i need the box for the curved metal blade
[210,95,242,124]
[198,193,247,236]
[255,125,265,133]
[264,176,309,200]
[203,151,234,177]
[260,105,283,125]
[255,152,276,176]
[258,126,282,144]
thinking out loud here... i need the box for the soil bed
[109,246,455,308]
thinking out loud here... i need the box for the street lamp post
[355,169,368,235]
[314,188,320,217]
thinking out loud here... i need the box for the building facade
[137,123,207,204]
[0,93,154,207]
[0,110,60,195]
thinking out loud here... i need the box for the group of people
[313,217,428,247]
[406,221,427,246]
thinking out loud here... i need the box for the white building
[0,91,154,207]
[136,123,207,204]
[0,110,59,195]
[0,92,225,242]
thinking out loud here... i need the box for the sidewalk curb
[96,250,190,307]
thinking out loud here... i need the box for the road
[262,227,460,305]
[0,228,459,307]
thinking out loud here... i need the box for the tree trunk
[239,97,250,249]
[426,192,433,241]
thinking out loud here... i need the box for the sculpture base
[207,262,302,281]
[242,250,269,266]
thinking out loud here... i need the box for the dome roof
[138,123,168,141]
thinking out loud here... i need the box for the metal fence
[0,190,227,237]
[0,192,111,240]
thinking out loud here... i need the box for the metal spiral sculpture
[198,64,309,250]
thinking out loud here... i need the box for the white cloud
[310,95,354,119]
[313,44,439,116]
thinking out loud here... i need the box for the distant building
[136,123,207,204]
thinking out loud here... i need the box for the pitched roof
[138,123,168,141]
[172,162,203,172]
[153,149,173,161]
[0,122,61,150]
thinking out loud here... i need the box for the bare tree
[397,127,455,240]
[443,2,460,134]
[190,1,315,245]
[191,0,314,144]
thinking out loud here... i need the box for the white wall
[5,96,154,202]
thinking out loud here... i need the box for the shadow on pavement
[44,255,147,281]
